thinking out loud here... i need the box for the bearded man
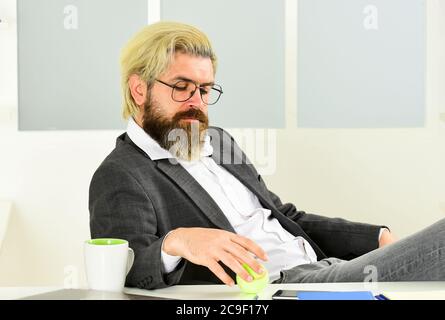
[89,21,445,290]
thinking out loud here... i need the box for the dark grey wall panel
[162,0,285,128]
[297,0,426,128]
[18,0,147,130]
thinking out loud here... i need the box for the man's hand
[162,227,268,286]
[379,228,397,248]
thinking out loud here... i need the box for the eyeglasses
[155,79,223,105]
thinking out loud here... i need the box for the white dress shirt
[127,118,320,281]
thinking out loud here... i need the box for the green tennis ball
[236,264,269,294]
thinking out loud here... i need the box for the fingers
[207,261,235,286]
[218,252,254,283]
[207,253,254,285]
[224,242,265,275]
[180,228,268,287]
[231,235,268,262]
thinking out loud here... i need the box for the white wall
[0,0,121,286]
[0,0,444,286]
[262,0,445,234]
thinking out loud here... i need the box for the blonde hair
[120,21,218,119]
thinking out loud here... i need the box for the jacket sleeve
[89,161,186,289]
[259,175,386,260]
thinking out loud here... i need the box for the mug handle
[127,248,135,275]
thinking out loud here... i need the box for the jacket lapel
[209,133,276,211]
[155,159,235,233]
[220,162,277,210]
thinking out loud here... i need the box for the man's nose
[186,88,204,107]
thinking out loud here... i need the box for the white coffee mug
[84,238,134,292]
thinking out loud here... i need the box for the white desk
[125,281,445,300]
[0,286,61,300]
[2,282,445,300]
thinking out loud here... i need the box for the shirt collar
[126,117,213,161]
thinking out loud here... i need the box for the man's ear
[128,74,148,107]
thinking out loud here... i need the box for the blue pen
[374,294,390,300]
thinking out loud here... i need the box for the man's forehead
[169,76,215,86]
[163,53,214,83]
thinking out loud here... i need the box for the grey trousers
[273,218,445,283]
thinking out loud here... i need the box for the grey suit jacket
[89,127,383,290]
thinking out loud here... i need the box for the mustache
[172,109,208,123]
